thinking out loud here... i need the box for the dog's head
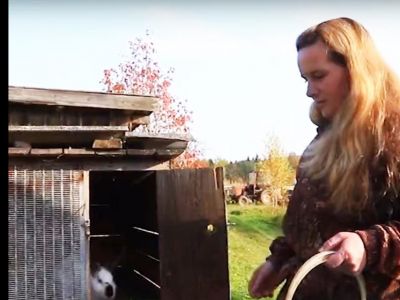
[90,264,117,300]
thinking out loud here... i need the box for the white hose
[284,251,366,300]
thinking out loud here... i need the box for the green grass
[227,204,286,300]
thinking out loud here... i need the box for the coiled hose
[284,251,366,300]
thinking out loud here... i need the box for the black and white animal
[90,264,117,300]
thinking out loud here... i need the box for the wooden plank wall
[9,103,150,128]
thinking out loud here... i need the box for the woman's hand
[248,260,292,298]
[319,232,367,275]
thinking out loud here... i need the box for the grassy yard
[226,204,286,300]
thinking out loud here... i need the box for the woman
[248,17,400,300]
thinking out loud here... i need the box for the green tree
[214,158,229,168]
[225,162,241,183]
[236,160,256,182]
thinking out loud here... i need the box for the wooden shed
[8,86,230,300]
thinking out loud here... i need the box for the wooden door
[156,167,230,300]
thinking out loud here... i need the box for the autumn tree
[100,32,203,168]
[256,135,296,205]
[288,152,301,171]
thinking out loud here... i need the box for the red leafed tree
[100,33,205,169]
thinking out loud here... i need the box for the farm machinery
[224,171,292,206]
[224,172,270,205]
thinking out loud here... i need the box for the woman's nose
[306,82,317,98]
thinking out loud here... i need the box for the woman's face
[297,40,350,120]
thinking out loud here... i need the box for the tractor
[224,171,292,206]
[224,172,270,205]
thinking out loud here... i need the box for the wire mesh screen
[8,168,87,300]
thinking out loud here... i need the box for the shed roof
[8,86,190,161]
[9,85,159,113]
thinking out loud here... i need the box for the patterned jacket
[268,126,400,300]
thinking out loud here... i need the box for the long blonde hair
[297,17,400,212]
